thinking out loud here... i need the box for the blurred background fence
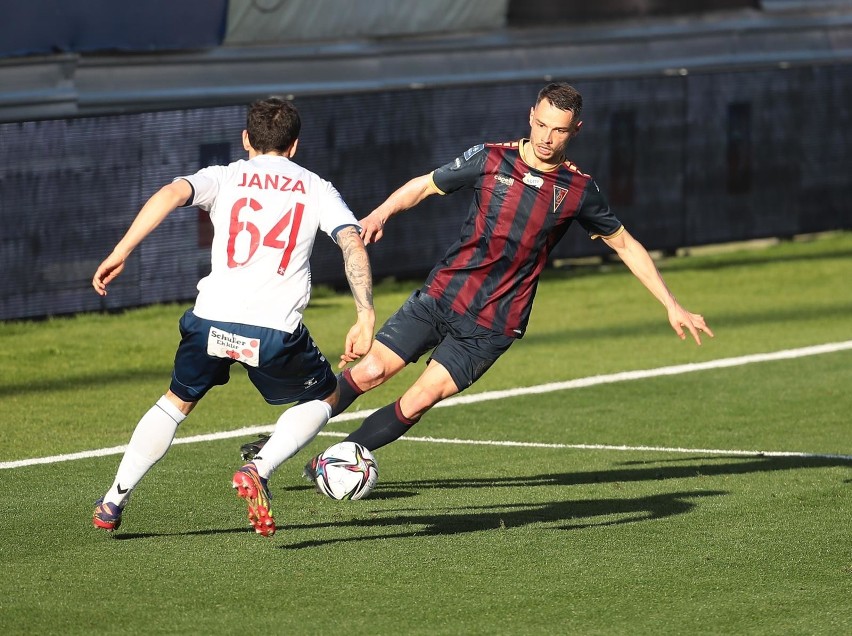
[1,0,851,319]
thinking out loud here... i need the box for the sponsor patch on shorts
[206,327,260,367]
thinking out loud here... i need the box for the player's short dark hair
[246,97,301,154]
[536,83,583,130]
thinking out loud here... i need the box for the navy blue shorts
[169,310,337,405]
[375,289,515,391]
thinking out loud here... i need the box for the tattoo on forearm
[338,227,373,312]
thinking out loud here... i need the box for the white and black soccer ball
[314,441,379,501]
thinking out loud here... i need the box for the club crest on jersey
[522,172,544,189]
[553,185,570,212]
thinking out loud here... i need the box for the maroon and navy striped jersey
[424,140,623,338]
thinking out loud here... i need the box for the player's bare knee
[353,355,391,389]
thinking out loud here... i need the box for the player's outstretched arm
[92,180,192,296]
[336,226,375,368]
[359,173,440,244]
[603,228,714,345]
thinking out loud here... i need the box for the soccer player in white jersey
[91,97,375,537]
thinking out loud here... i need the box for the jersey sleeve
[177,165,228,211]
[431,144,487,194]
[317,179,360,242]
[575,179,624,240]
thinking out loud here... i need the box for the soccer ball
[314,441,379,500]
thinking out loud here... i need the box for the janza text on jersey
[238,172,307,193]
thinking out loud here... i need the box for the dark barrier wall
[0,0,227,58]
[1,65,851,319]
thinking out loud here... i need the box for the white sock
[103,396,186,508]
[253,400,332,479]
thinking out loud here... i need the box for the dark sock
[330,368,364,417]
[344,400,418,451]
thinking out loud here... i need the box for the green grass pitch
[1,232,850,635]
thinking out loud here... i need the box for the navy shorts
[375,289,515,391]
[169,310,337,405]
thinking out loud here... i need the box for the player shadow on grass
[360,455,849,492]
[279,489,725,550]
[110,456,844,541]
[112,528,250,540]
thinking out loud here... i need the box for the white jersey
[180,155,358,332]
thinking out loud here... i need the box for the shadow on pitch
[112,527,251,540]
[282,484,419,501]
[283,455,848,496]
[108,456,845,542]
[279,489,725,550]
[276,455,847,549]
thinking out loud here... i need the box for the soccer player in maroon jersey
[241,82,713,465]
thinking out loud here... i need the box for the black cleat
[302,454,323,492]
[303,454,319,481]
[240,434,270,462]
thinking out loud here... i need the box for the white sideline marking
[3,340,852,470]
[366,436,852,461]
